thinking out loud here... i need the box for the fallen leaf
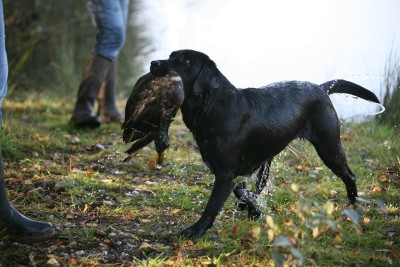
[83,204,89,213]
[201,260,212,266]
[341,134,351,140]
[249,226,261,241]
[86,167,95,176]
[71,136,81,144]
[171,208,181,214]
[283,216,293,226]
[68,258,78,265]
[379,175,388,183]
[314,167,323,172]
[330,190,338,197]
[267,229,274,243]
[102,239,115,247]
[32,133,42,140]
[312,227,319,238]
[22,179,33,185]
[26,187,44,198]
[139,242,152,250]
[33,133,49,142]
[332,234,342,245]
[49,240,63,250]
[96,229,107,236]
[291,183,299,192]
[391,246,399,258]
[46,257,60,266]
[295,165,303,172]
[276,179,291,186]
[372,186,382,192]
[363,217,371,223]
[218,229,227,237]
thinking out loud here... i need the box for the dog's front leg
[181,172,235,238]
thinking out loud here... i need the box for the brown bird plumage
[122,72,184,163]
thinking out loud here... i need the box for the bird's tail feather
[123,134,154,162]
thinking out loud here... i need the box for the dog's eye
[181,57,190,66]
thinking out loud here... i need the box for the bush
[380,48,400,126]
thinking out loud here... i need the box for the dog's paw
[248,207,262,220]
[180,218,213,238]
[181,226,206,239]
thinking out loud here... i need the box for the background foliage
[380,48,400,127]
[3,0,148,98]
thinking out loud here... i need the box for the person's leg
[0,0,54,242]
[0,1,7,106]
[89,0,127,61]
[70,53,112,128]
[93,0,129,124]
[71,0,128,127]
[97,60,124,124]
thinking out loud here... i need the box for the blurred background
[3,0,400,123]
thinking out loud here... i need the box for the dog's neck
[180,77,237,133]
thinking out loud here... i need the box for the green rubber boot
[0,141,54,242]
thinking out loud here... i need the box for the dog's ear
[192,60,220,96]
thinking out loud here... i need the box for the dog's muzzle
[150,60,168,76]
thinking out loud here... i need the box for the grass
[0,91,399,266]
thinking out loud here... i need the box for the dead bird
[122,72,184,165]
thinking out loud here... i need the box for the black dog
[150,49,380,238]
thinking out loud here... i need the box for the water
[134,0,400,120]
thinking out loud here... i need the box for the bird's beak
[156,151,164,169]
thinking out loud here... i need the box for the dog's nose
[150,60,161,74]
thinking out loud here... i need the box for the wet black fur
[150,49,380,238]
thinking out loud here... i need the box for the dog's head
[150,49,220,96]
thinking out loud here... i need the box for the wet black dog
[150,49,380,238]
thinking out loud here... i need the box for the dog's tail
[320,79,380,103]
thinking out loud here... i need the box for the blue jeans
[0,0,8,120]
[87,0,129,60]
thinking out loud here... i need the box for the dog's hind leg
[309,126,358,204]
[255,160,272,195]
[233,160,271,219]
